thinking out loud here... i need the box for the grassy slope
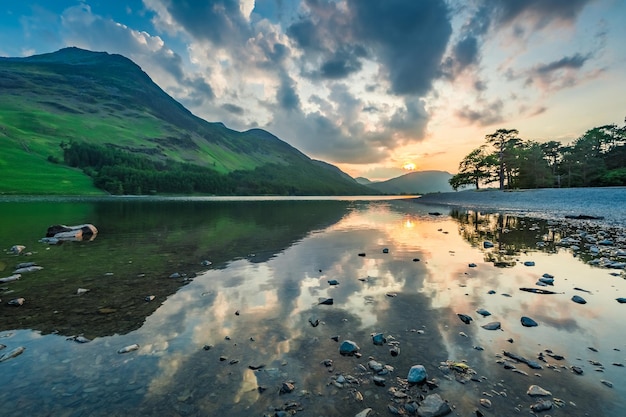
[0,47,367,195]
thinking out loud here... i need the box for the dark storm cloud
[276,73,301,111]
[319,49,363,79]
[346,0,452,96]
[285,0,452,95]
[453,36,479,69]
[161,0,250,45]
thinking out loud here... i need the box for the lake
[0,196,625,416]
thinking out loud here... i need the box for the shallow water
[0,197,624,416]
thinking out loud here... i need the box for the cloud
[221,103,244,115]
[504,52,601,92]
[456,99,504,127]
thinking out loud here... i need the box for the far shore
[413,187,626,228]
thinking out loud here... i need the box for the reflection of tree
[450,210,558,267]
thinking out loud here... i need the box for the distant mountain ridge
[0,47,372,195]
[360,170,456,194]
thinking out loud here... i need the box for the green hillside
[0,47,371,195]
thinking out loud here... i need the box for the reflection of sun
[403,163,416,171]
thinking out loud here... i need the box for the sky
[1,0,625,181]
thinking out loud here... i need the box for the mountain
[0,47,372,195]
[364,170,456,194]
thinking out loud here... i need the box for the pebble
[457,313,472,324]
[481,322,501,330]
[527,385,552,396]
[354,408,372,417]
[520,316,538,327]
[572,295,587,304]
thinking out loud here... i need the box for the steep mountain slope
[0,47,370,195]
[365,170,455,194]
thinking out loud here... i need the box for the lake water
[0,196,625,416]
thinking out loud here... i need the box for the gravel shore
[414,187,626,228]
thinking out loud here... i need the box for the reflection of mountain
[0,199,350,338]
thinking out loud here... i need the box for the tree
[485,128,521,190]
[449,146,494,190]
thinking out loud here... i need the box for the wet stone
[372,376,386,386]
[372,333,385,345]
[407,364,427,384]
[572,295,587,304]
[457,313,472,324]
[530,400,553,412]
[417,393,452,417]
[339,340,360,356]
[521,316,538,327]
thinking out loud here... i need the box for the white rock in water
[355,408,372,417]
[117,344,140,354]
[77,288,90,295]
[527,385,552,396]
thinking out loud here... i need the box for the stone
[407,365,427,384]
[339,340,360,356]
[524,261,535,266]
[476,308,491,317]
[457,313,472,324]
[417,393,451,417]
[527,385,552,396]
[521,316,538,327]
[572,295,587,304]
[530,400,552,412]
[355,408,372,417]
[483,241,494,248]
[327,279,339,285]
[481,321,501,330]
[372,333,385,345]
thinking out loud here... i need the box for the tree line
[59,141,367,195]
[449,119,626,190]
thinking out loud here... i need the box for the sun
[402,162,416,171]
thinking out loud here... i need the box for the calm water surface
[0,196,624,416]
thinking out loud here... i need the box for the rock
[368,360,384,372]
[7,298,25,306]
[117,344,139,354]
[145,295,156,302]
[382,248,389,254]
[308,317,319,327]
[372,333,385,345]
[483,241,494,248]
[523,261,535,266]
[520,316,538,327]
[76,288,90,295]
[481,321,501,330]
[468,263,477,268]
[372,376,385,386]
[279,381,295,394]
[457,313,473,324]
[538,276,554,285]
[327,279,339,285]
[358,253,366,257]
[572,295,587,304]
[571,366,584,375]
[13,266,43,274]
[339,340,360,356]
[355,408,372,417]
[530,400,553,412]
[417,393,451,417]
[476,308,491,317]
[479,398,491,408]
[0,274,21,283]
[9,245,26,255]
[319,298,334,305]
[407,365,428,384]
[616,298,626,304]
[601,380,613,388]
[169,272,182,279]
[390,347,400,357]
[527,385,552,396]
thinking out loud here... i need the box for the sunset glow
[403,163,416,171]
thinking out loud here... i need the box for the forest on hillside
[449,119,626,190]
[56,142,370,196]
